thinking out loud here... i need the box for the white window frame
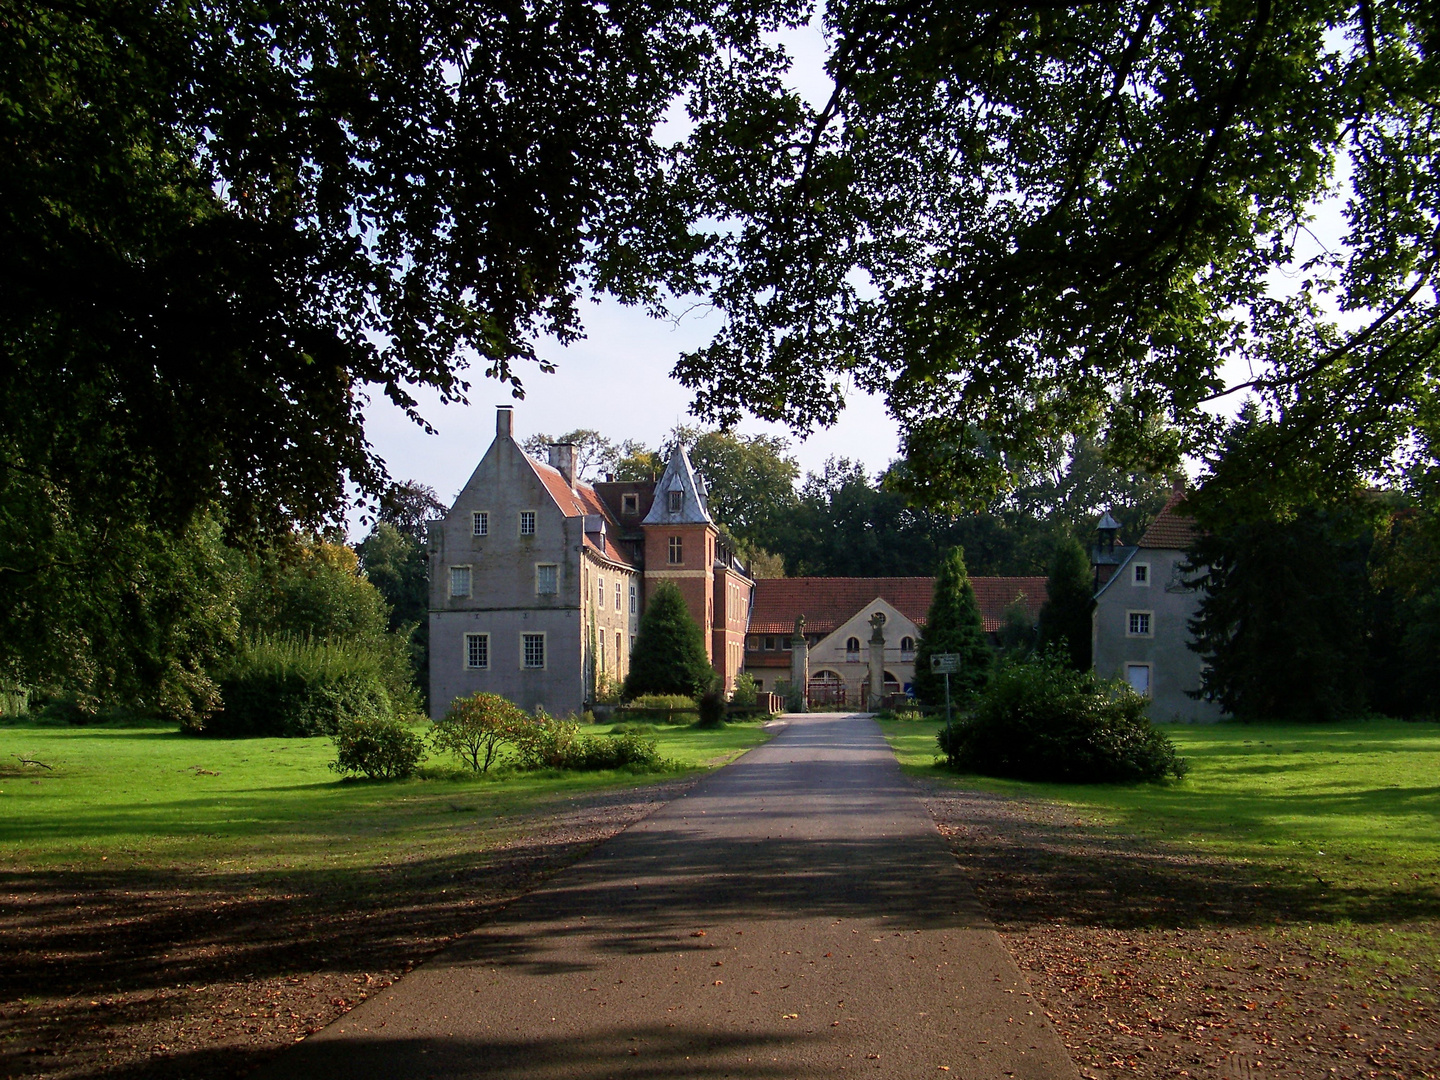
[521,632,547,670]
[464,632,489,670]
[615,581,622,611]
[1125,662,1153,697]
[845,637,861,659]
[1132,561,1150,586]
[900,636,915,660]
[472,511,489,537]
[597,575,605,609]
[519,510,537,536]
[535,563,559,596]
[598,633,605,672]
[449,564,472,598]
[1126,610,1154,637]
[629,583,637,615]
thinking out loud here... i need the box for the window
[519,511,536,535]
[598,634,605,672]
[449,565,472,598]
[630,633,637,655]
[615,633,622,671]
[667,489,683,513]
[900,636,915,660]
[472,511,489,536]
[621,493,639,515]
[845,636,861,659]
[763,635,776,651]
[1127,611,1153,636]
[1133,562,1150,586]
[597,576,605,608]
[522,633,546,669]
[629,583,637,615]
[1125,663,1152,696]
[536,563,558,595]
[465,632,489,670]
[615,582,621,611]
[668,536,683,563]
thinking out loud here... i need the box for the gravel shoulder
[921,780,1440,1080]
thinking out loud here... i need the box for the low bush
[939,653,1187,783]
[607,722,658,735]
[623,694,697,722]
[208,635,399,737]
[432,692,528,772]
[730,673,759,709]
[696,686,726,728]
[511,711,662,771]
[331,715,427,779]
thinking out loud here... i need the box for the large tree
[912,547,992,707]
[1036,538,1094,670]
[673,2,1440,510]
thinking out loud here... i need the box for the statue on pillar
[867,611,886,711]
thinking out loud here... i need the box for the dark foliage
[510,714,661,771]
[940,653,1186,784]
[208,636,396,737]
[1037,538,1095,670]
[912,548,992,707]
[1185,507,1371,721]
[622,581,715,699]
[696,686,726,728]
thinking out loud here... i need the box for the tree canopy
[912,547,991,707]
[672,1,1440,510]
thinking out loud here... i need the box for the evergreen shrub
[623,581,714,699]
[696,686,726,727]
[331,714,426,779]
[913,547,992,707]
[207,635,397,737]
[939,652,1186,783]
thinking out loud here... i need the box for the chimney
[548,443,577,488]
[496,405,513,438]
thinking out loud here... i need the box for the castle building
[428,407,753,718]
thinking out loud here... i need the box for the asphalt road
[256,713,1079,1079]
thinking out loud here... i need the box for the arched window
[883,670,902,695]
[812,669,843,685]
[845,636,861,659]
[900,636,915,660]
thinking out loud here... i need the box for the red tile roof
[525,455,637,568]
[748,576,1047,635]
[1137,490,1200,550]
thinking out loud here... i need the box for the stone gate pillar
[868,611,886,711]
[789,615,809,712]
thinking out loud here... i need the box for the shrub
[940,652,1186,783]
[331,715,426,779]
[730,673,759,709]
[208,635,399,737]
[696,686,726,728]
[432,692,528,772]
[623,581,714,698]
[607,722,658,735]
[510,711,661,771]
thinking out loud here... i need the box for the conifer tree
[622,581,715,699]
[1037,538,1095,670]
[912,548,991,707]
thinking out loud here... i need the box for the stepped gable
[523,454,635,568]
[1137,490,1200,550]
[748,576,1047,635]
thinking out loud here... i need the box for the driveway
[255,712,1078,1079]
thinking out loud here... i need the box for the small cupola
[1096,511,1121,554]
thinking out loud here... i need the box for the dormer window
[621,493,639,515]
[667,489,683,514]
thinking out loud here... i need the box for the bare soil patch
[0,780,693,1080]
[924,782,1440,1080]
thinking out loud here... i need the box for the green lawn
[878,716,1440,920]
[0,720,774,873]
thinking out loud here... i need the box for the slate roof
[748,576,1047,636]
[1137,490,1200,550]
[641,445,714,526]
[524,455,637,568]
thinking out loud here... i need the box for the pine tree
[912,547,991,707]
[622,581,716,699]
[1037,538,1095,670]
